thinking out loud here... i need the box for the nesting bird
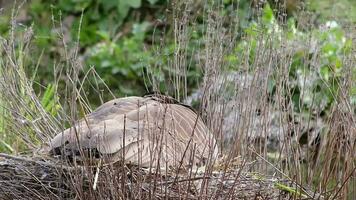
[48,94,218,169]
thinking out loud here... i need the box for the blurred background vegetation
[0,0,355,198]
[0,0,354,101]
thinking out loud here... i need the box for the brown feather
[49,95,218,168]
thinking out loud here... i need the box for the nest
[0,153,321,200]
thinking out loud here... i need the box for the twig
[0,153,73,171]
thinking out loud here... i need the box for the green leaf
[132,22,151,40]
[41,84,55,108]
[117,0,142,19]
[96,30,110,41]
[0,139,14,153]
[147,0,159,5]
[117,3,130,19]
[126,0,142,8]
[102,0,117,11]
[343,39,353,54]
[334,58,342,70]
[262,3,274,25]
[320,66,329,81]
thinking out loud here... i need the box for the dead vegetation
[0,153,318,199]
[0,1,355,199]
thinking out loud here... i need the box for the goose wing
[49,96,217,167]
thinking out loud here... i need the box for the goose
[48,94,218,169]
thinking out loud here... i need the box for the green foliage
[274,182,307,198]
[40,84,61,116]
[0,0,204,101]
[0,1,354,111]
[308,0,356,23]
[0,0,168,98]
[28,0,161,47]
[86,22,153,95]
[228,3,354,116]
[0,99,14,153]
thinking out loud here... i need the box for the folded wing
[49,96,218,168]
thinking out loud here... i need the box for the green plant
[86,22,153,95]
[229,4,354,115]
[40,84,61,116]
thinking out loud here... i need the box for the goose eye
[113,102,117,105]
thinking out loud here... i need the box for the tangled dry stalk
[0,1,355,199]
[0,152,317,199]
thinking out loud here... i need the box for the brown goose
[49,94,218,169]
